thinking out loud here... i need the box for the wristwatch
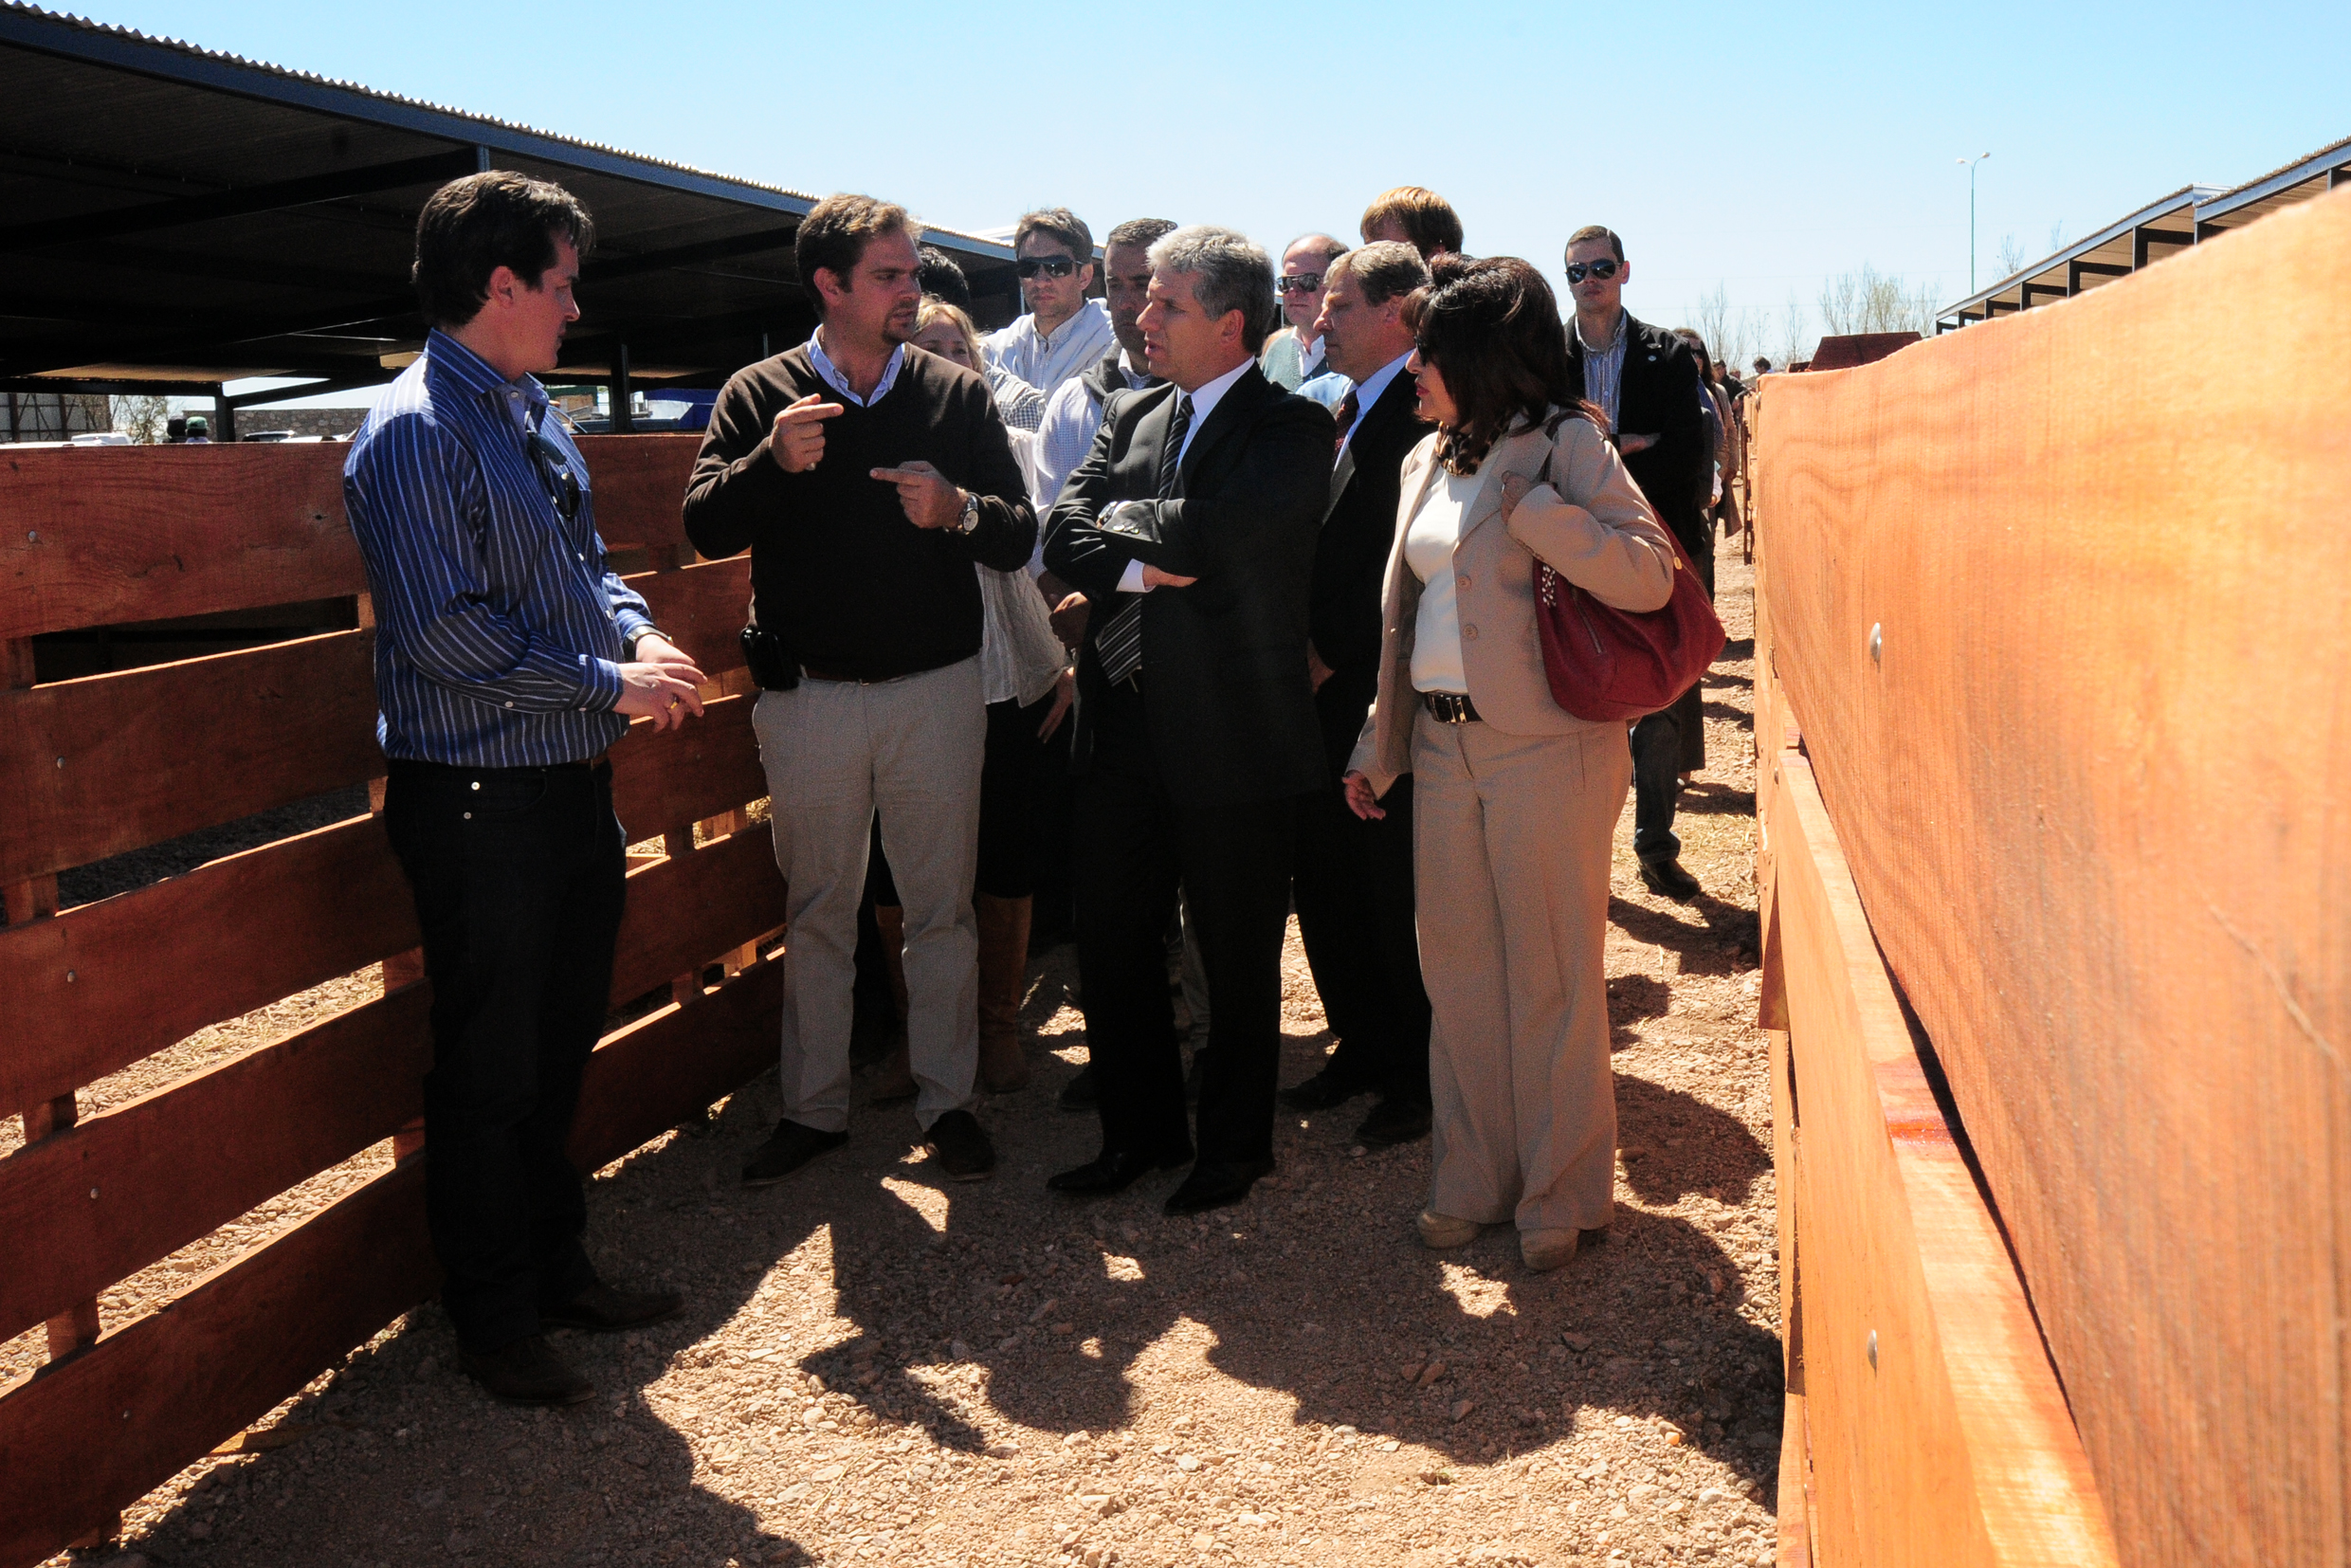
[957,490,981,534]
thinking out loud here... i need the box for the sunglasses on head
[529,428,582,523]
[1274,273,1325,296]
[1564,259,1621,283]
[1014,256,1080,280]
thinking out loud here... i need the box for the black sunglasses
[1014,256,1080,280]
[1274,273,1325,295]
[1564,259,1621,283]
[529,427,582,523]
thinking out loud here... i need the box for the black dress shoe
[1057,1061,1099,1112]
[1048,1147,1191,1195]
[1638,854,1703,902]
[1354,1097,1432,1147]
[461,1334,593,1407]
[741,1120,847,1187]
[1279,1065,1371,1112]
[923,1108,998,1181]
[1163,1158,1275,1216]
[541,1281,685,1333]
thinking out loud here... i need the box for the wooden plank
[0,958,779,1568]
[627,556,752,680]
[574,434,702,553]
[0,630,380,884]
[0,435,704,642]
[0,815,410,1113]
[0,687,772,1111]
[1753,186,2351,1567]
[0,985,430,1347]
[0,827,780,1342]
[1768,752,2117,1567]
[0,444,354,641]
[1777,1390,1813,1568]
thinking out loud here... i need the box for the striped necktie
[1097,393,1192,685]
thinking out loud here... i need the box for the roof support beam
[224,373,391,411]
[2019,283,2068,306]
[0,148,482,253]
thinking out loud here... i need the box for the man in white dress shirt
[987,208,1117,399]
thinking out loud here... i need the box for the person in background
[1751,356,1773,378]
[1043,226,1333,1216]
[182,414,211,444]
[1283,241,1435,1148]
[1358,186,1464,263]
[683,192,1036,1189]
[988,209,1116,403]
[920,244,1046,432]
[345,170,706,1405]
[165,412,188,443]
[1259,234,1349,391]
[1341,257,1675,1272]
[885,295,1073,1096]
[1559,225,1710,902]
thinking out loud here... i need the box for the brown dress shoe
[461,1334,593,1406]
[976,892,1032,1092]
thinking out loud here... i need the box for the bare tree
[1995,232,2031,280]
[113,394,171,444]
[1777,289,1815,367]
[2048,220,2069,251]
[1815,264,1943,338]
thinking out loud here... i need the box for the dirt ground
[27,539,1776,1568]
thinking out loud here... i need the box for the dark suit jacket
[1043,365,1335,806]
[1307,364,1424,767]
[1567,311,1709,556]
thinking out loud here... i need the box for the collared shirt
[1033,347,1150,514]
[986,300,1118,397]
[1576,309,1630,430]
[1338,351,1412,459]
[808,325,908,407]
[1112,356,1255,595]
[343,328,654,768]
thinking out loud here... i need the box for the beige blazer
[1349,412,1678,793]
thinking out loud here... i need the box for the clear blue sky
[81,0,2346,391]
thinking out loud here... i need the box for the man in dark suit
[1280,241,1435,1145]
[1562,224,1713,902]
[1042,226,1335,1215]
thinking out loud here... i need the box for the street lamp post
[1958,153,1991,295]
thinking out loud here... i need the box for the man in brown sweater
[683,193,1035,1186]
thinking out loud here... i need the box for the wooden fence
[0,433,788,1566]
[1755,185,2351,1565]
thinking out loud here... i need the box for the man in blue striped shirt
[345,170,707,1407]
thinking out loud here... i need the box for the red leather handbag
[1529,455,1726,722]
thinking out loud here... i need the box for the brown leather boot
[867,904,916,1101]
[975,893,1032,1093]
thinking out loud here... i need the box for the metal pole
[611,340,634,434]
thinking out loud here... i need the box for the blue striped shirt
[343,329,654,767]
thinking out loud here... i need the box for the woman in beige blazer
[1340,258,1676,1272]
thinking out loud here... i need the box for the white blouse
[1404,465,1485,696]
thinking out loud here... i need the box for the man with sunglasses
[987,208,1117,399]
[1259,234,1348,392]
[1561,224,1712,903]
[345,171,708,1407]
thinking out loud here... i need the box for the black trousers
[1631,518,1718,862]
[383,757,625,1354]
[1291,672,1431,1103]
[1072,678,1299,1166]
[976,689,1061,900]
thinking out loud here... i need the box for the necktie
[1331,387,1359,452]
[1098,393,1193,685]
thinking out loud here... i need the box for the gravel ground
[28,542,1775,1568]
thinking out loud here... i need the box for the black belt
[1420,691,1481,724]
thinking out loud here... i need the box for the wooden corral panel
[1760,752,2114,1566]
[0,430,780,1566]
[1753,184,2351,1565]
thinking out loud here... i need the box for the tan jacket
[1349,413,1677,793]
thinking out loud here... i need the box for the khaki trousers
[1412,710,1627,1233]
[753,660,985,1132]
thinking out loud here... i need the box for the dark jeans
[1631,518,1718,862]
[383,757,626,1354]
[1072,678,1300,1166]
